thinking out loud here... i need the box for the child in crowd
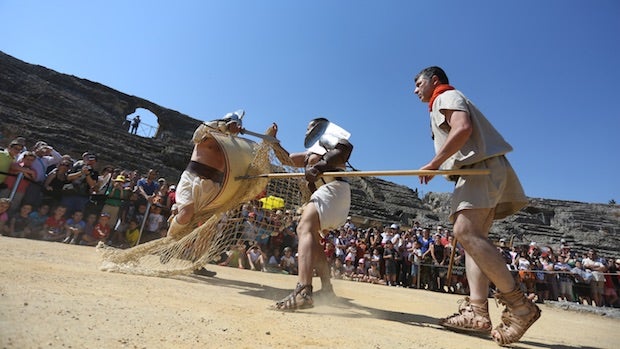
[331,258,344,279]
[353,258,367,281]
[28,203,50,238]
[343,256,356,280]
[82,213,97,241]
[124,219,140,247]
[366,262,386,285]
[409,240,423,287]
[42,205,67,241]
[9,203,33,238]
[267,248,281,272]
[81,212,111,246]
[144,204,165,240]
[279,246,297,275]
[62,210,85,244]
[0,198,10,235]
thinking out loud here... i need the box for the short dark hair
[415,66,449,84]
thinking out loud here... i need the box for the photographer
[62,153,99,216]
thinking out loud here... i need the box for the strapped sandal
[439,297,492,334]
[491,287,541,346]
[274,283,314,311]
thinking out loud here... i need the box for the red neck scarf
[428,84,455,111]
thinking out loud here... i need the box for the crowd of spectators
[2,137,619,308]
[215,202,620,309]
[1,138,174,247]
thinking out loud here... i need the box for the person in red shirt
[81,212,111,246]
[41,205,67,241]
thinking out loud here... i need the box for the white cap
[390,224,399,229]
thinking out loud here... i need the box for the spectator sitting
[81,213,98,244]
[331,257,344,279]
[80,212,111,246]
[62,210,86,244]
[41,205,67,241]
[279,246,297,275]
[246,244,267,272]
[8,203,33,238]
[353,258,367,281]
[218,243,247,269]
[366,262,386,285]
[343,255,356,280]
[123,219,140,248]
[267,248,282,272]
[29,204,50,239]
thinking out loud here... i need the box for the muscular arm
[420,110,472,184]
[305,139,353,182]
[289,152,308,167]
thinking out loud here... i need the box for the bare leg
[312,234,334,295]
[449,208,540,345]
[275,204,320,310]
[453,208,516,296]
[295,203,320,286]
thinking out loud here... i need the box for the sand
[1,237,618,349]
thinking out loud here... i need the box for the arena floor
[1,237,617,349]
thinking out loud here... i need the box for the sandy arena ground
[1,237,618,349]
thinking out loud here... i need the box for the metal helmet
[304,118,350,155]
[222,109,245,126]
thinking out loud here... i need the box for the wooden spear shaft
[236,168,490,180]
[446,237,458,289]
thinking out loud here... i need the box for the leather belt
[186,160,224,184]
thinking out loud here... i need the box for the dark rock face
[1,51,618,259]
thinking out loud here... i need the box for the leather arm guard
[305,139,353,183]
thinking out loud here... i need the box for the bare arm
[289,152,308,167]
[420,110,472,184]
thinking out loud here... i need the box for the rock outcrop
[1,51,618,258]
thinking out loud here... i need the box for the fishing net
[97,139,310,276]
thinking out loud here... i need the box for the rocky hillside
[1,51,618,259]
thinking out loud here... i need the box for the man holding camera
[63,152,99,216]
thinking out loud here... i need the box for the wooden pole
[236,168,490,180]
[446,237,458,289]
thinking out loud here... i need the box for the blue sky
[2,1,618,204]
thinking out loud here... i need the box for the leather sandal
[439,297,492,334]
[274,283,314,311]
[491,287,541,346]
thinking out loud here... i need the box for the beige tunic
[430,90,527,221]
